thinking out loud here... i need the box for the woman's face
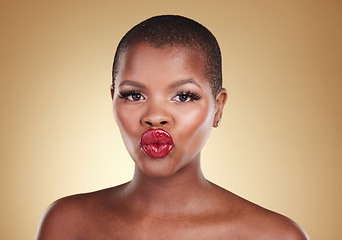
[112,43,226,178]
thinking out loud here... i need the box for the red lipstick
[140,129,174,158]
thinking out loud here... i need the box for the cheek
[113,103,141,141]
[176,102,214,148]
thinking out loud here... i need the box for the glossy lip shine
[140,129,174,158]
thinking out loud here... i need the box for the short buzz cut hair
[112,15,222,96]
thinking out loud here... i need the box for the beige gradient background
[1,0,341,239]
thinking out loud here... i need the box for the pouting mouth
[140,129,174,158]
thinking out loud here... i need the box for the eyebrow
[118,80,146,89]
[118,79,201,89]
[168,79,201,89]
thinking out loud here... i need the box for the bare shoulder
[35,195,84,240]
[35,183,127,240]
[242,204,310,240]
[211,184,309,240]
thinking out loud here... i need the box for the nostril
[143,120,168,126]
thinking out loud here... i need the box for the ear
[110,84,114,100]
[213,88,228,127]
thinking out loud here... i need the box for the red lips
[140,129,174,158]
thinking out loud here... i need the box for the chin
[139,163,179,179]
[134,155,184,179]
[142,170,175,179]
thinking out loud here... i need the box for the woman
[36,15,309,239]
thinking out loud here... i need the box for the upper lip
[140,128,174,145]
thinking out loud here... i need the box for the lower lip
[140,129,174,158]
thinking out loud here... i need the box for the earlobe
[213,88,228,127]
[110,85,114,100]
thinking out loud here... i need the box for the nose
[141,102,173,127]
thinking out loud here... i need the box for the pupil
[132,94,140,100]
[180,95,188,101]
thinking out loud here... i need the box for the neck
[125,159,212,215]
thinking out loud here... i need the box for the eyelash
[118,90,145,101]
[174,91,201,102]
[117,90,201,102]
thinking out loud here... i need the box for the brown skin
[36,44,309,240]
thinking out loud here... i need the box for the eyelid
[118,90,146,101]
[172,91,201,102]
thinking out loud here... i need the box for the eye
[172,91,201,103]
[118,91,146,101]
[127,93,144,101]
[173,94,191,102]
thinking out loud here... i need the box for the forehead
[116,43,208,84]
